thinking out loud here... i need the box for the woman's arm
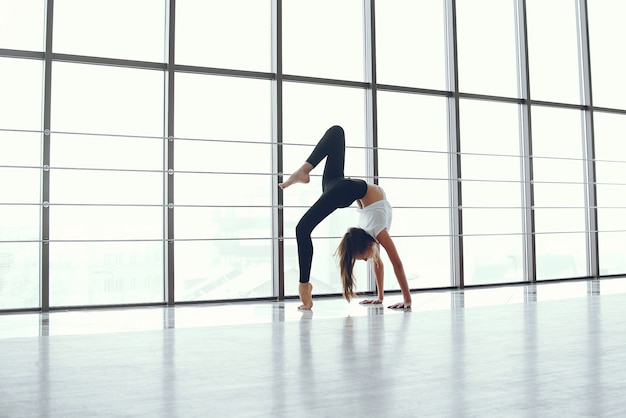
[376,229,412,309]
[359,245,384,304]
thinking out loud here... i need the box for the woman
[279,125,412,310]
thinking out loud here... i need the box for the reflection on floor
[1,277,626,417]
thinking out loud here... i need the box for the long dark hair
[336,227,377,301]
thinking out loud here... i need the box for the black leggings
[296,125,367,283]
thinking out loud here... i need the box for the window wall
[0,0,625,311]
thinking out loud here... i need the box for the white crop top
[357,199,393,240]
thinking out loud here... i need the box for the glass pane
[174,73,272,300]
[463,180,522,208]
[531,107,584,159]
[51,133,162,171]
[535,233,586,279]
[176,207,272,240]
[282,82,366,180]
[53,0,166,62]
[526,0,581,104]
[464,235,524,285]
[0,58,44,131]
[0,205,40,241]
[283,0,364,81]
[595,112,626,275]
[588,0,626,110]
[377,92,449,187]
[50,206,162,241]
[392,208,449,237]
[175,0,271,72]
[0,168,40,204]
[599,231,626,275]
[456,0,519,97]
[461,99,521,155]
[175,140,271,174]
[389,236,451,289]
[459,100,524,285]
[377,92,448,152]
[51,62,164,137]
[534,208,586,233]
[176,173,271,207]
[375,0,446,89]
[381,178,449,208]
[0,131,41,167]
[594,112,626,184]
[0,0,45,51]
[463,208,522,235]
[0,242,40,310]
[51,170,163,205]
[597,208,626,232]
[378,149,449,180]
[534,183,585,208]
[531,106,587,277]
[531,107,585,194]
[596,161,626,185]
[174,73,271,141]
[0,206,40,309]
[49,241,163,306]
[462,155,522,182]
[175,240,272,301]
[460,100,522,205]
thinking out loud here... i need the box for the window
[0,58,43,309]
[456,0,519,97]
[0,0,46,51]
[2,0,625,311]
[282,82,367,297]
[531,106,587,279]
[283,0,364,81]
[587,1,626,110]
[176,0,271,72]
[459,100,524,285]
[594,112,626,275]
[526,0,581,104]
[375,0,447,90]
[48,62,164,306]
[53,0,166,62]
[174,73,273,301]
[377,91,451,288]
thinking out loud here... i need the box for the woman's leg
[306,125,345,191]
[280,125,351,309]
[296,193,342,285]
[279,125,346,190]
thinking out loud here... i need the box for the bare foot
[298,282,313,310]
[279,166,311,189]
[388,302,411,310]
[359,299,383,305]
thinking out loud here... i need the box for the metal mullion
[577,0,599,277]
[173,64,273,81]
[165,0,176,305]
[0,48,44,59]
[364,0,378,292]
[40,0,54,312]
[444,0,463,288]
[272,0,285,300]
[50,52,167,71]
[515,0,536,283]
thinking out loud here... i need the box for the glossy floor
[1,278,626,417]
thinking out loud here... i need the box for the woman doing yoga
[279,125,412,311]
